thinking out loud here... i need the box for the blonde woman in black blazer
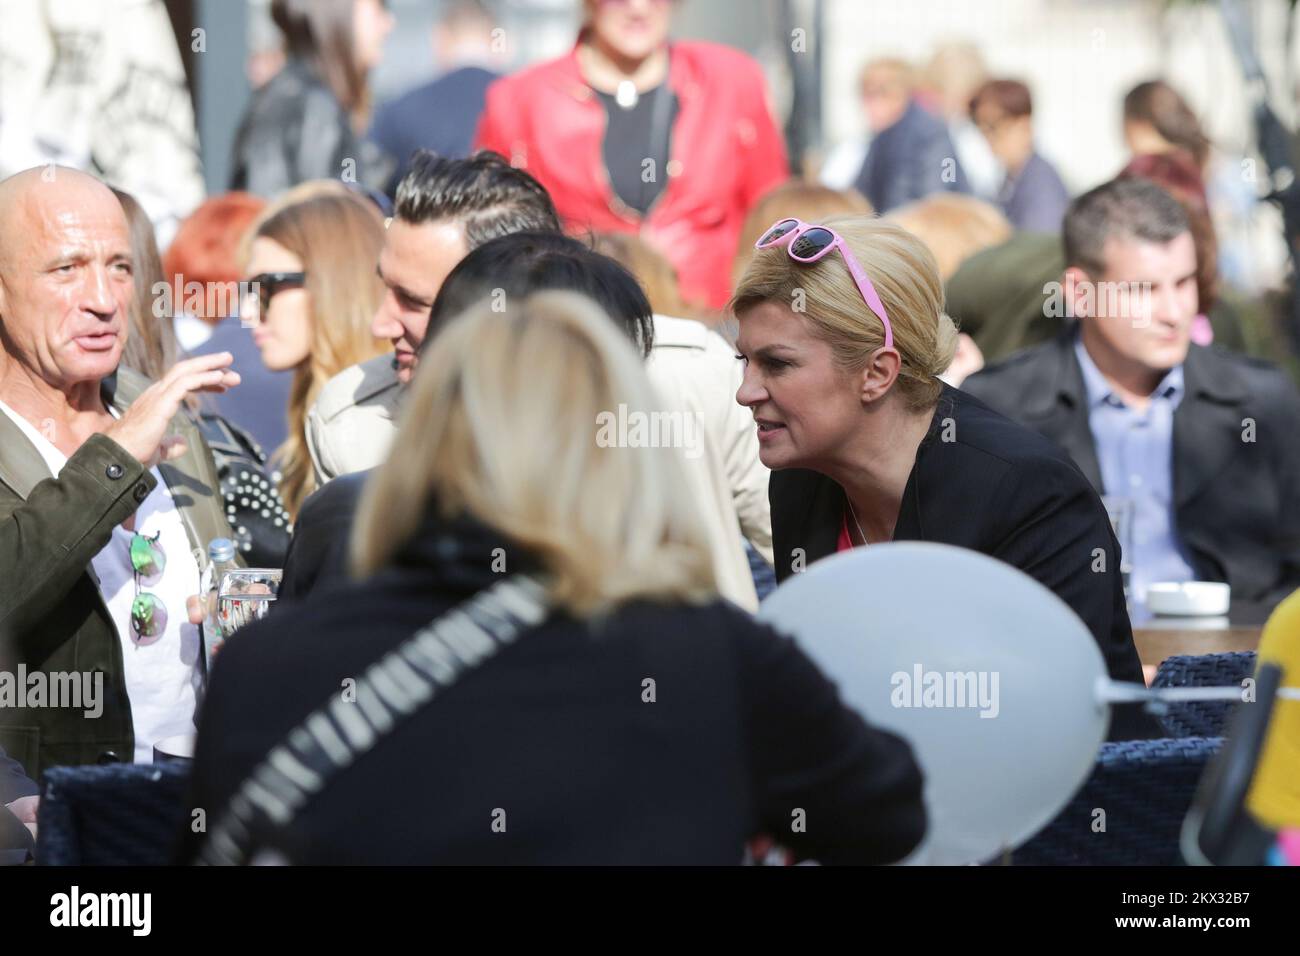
[733,216,1157,740]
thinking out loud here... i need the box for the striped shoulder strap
[196,575,550,865]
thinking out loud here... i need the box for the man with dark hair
[969,78,1070,233]
[965,177,1300,608]
[306,150,561,482]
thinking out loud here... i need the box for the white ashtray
[1145,581,1231,617]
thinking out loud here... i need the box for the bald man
[0,167,240,782]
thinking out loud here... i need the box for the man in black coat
[965,178,1300,609]
[278,471,366,604]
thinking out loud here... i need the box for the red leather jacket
[475,41,789,310]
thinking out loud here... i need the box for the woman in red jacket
[475,0,788,311]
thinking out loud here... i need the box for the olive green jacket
[0,368,234,780]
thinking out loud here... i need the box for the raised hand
[104,353,241,469]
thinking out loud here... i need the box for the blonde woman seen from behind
[356,290,717,613]
[184,290,927,865]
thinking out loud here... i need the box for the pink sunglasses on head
[754,218,894,350]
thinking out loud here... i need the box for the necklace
[615,79,639,110]
[847,497,868,547]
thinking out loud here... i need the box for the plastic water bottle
[200,538,238,680]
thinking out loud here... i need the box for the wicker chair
[1012,736,1223,865]
[37,762,192,866]
[1151,652,1257,738]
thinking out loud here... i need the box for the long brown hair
[272,0,370,127]
[250,191,389,516]
[113,188,177,382]
[1123,80,1212,170]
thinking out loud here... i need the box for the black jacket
[964,334,1300,606]
[769,385,1158,741]
[183,513,926,864]
[230,58,392,198]
[277,470,368,604]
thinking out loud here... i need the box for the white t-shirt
[0,399,203,762]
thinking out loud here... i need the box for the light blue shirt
[1074,337,1198,602]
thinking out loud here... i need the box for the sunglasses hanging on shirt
[129,531,168,647]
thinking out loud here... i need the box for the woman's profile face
[353,0,395,72]
[586,0,674,62]
[734,300,867,472]
[244,237,313,372]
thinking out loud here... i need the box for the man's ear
[859,347,902,405]
[1063,266,1094,320]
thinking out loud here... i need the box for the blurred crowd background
[4,0,1300,868]
[2,0,1298,366]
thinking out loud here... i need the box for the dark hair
[1063,177,1190,279]
[1118,151,1217,310]
[393,151,561,249]
[426,232,654,357]
[969,79,1032,119]
[272,0,367,118]
[1123,80,1211,169]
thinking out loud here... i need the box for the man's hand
[5,795,38,842]
[104,353,240,468]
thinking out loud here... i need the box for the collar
[1181,338,1250,404]
[391,505,545,590]
[1073,332,1184,410]
[0,368,148,498]
[561,40,698,104]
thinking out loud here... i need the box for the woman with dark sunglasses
[240,189,391,518]
[733,215,1159,741]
